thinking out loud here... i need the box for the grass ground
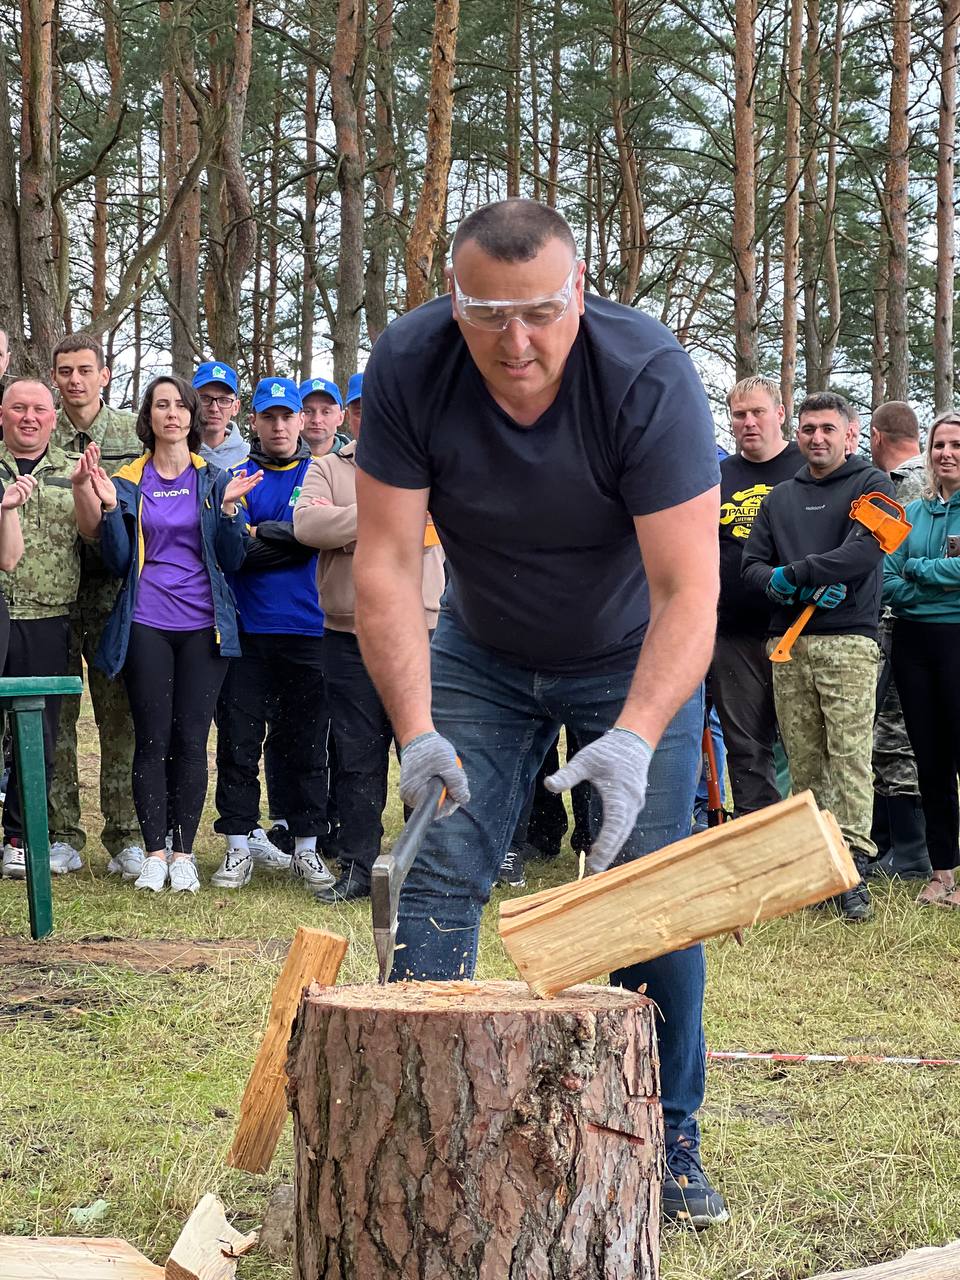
[0,710,958,1279]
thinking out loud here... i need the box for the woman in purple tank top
[74,377,261,894]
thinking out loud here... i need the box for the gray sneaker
[169,858,200,894]
[211,850,254,889]
[247,827,292,871]
[106,845,146,880]
[134,855,169,893]
[49,841,83,874]
[1,842,25,879]
[291,848,336,889]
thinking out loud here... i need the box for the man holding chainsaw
[354,199,726,1226]
[741,391,895,921]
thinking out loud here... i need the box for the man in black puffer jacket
[741,391,896,921]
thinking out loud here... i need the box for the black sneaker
[314,867,370,904]
[836,881,872,921]
[265,824,294,857]
[663,1127,729,1228]
[837,851,872,922]
[497,848,526,889]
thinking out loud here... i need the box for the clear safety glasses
[453,264,579,331]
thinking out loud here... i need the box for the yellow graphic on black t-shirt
[720,484,775,539]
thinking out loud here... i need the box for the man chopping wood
[354,198,726,1226]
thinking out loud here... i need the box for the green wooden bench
[0,675,84,939]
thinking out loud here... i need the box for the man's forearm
[355,569,434,746]
[615,589,715,748]
[72,484,104,540]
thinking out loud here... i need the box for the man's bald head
[0,380,57,458]
[3,379,54,410]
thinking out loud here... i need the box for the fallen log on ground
[287,979,661,1280]
[0,1236,163,1279]
[500,791,856,997]
[802,1240,960,1278]
[227,926,348,1174]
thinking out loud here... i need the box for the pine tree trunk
[364,0,396,348]
[885,0,911,402]
[20,0,64,372]
[288,980,661,1280]
[331,0,365,389]
[801,0,823,389]
[732,0,759,377]
[780,0,803,421]
[404,0,459,310]
[934,0,958,411]
[300,50,319,381]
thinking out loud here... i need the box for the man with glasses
[354,198,726,1226]
[193,361,249,470]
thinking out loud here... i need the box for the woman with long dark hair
[73,375,262,893]
[882,411,960,907]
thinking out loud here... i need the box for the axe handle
[769,603,817,664]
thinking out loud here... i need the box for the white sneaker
[291,848,335,889]
[168,858,200,894]
[49,841,83,874]
[211,850,254,889]
[106,845,146,880]
[2,843,25,879]
[134,855,169,892]
[247,827,292,871]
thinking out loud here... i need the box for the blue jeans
[394,610,707,1133]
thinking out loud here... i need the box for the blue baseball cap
[252,377,303,414]
[299,376,343,409]
[346,372,363,405]
[192,360,239,396]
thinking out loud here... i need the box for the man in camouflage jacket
[868,401,930,879]
[0,380,84,878]
[48,334,143,877]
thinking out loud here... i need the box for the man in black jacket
[741,391,895,920]
[712,376,802,816]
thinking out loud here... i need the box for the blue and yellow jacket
[228,439,324,637]
[882,490,960,623]
[94,452,246,677]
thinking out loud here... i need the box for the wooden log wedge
[226,926,348,1174]
[499,792,857,997]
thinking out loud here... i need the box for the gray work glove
[545,728,653,874]
[399,731,470,817]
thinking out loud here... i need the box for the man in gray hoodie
[193,361,249,470]
[742,391,896,921]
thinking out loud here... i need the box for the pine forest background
[1,0,958,437]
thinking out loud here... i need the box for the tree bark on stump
[287,980,661,1280]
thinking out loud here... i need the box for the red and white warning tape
[708,1050,960,1068]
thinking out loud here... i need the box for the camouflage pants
[768,633,880,858]
[48,591,139,856]
[872,619,919,797]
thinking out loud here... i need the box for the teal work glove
[766,566,797,605]
[815,583,847,609]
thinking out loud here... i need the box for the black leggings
[891,619,960,871]
[122,623,228,854]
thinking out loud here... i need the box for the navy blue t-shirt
[357,292,719,674]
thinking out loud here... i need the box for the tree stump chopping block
[286,979,661,1280]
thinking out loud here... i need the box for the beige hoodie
[293,440,445,632]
